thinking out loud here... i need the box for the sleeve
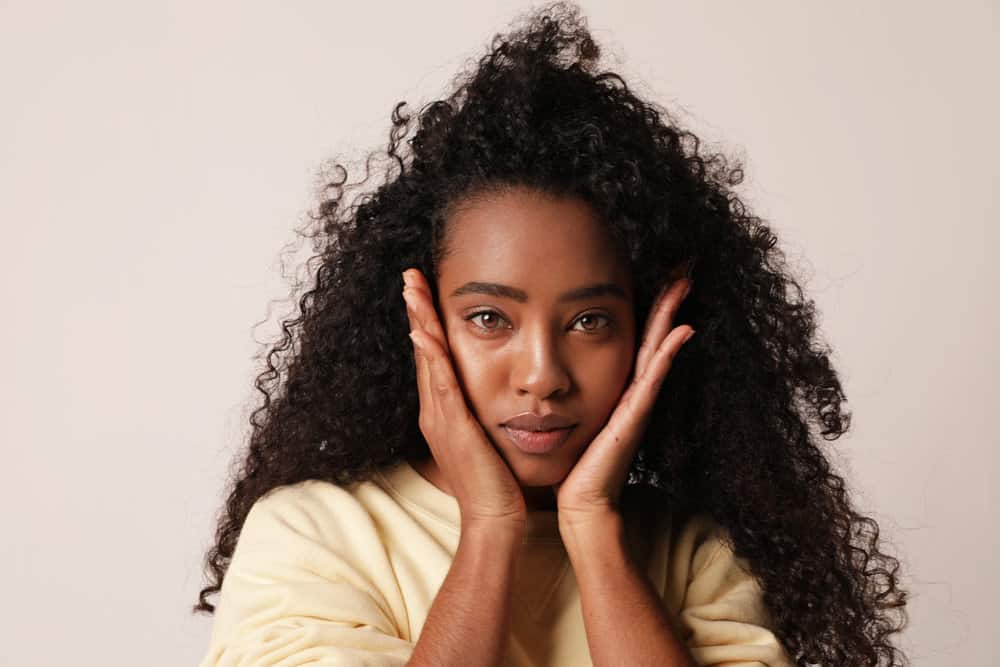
[674,515,795,667]
[197,482,415,667]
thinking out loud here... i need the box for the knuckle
[417,414,432,435]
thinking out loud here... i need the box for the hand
[402,268,527,530]
[554,274,695,530]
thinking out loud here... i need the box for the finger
[583,325,695,484]
[404,281,436,409]
[404,290,436,414]
[401,270,424,332]
[403,286,421,336]
[637,326,695,392]
[403,271,448,347]
[403,274,448,436]
[614,326,694,436]
[410,330,441,450]
[636,278,690,376]
[409,328,434,405]
[411,327,473,427]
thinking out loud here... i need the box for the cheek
[443,329,500,419]
[577,344,635,415]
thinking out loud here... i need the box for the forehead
[439,188,631,294]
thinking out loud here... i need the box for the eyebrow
[450,281,628,303]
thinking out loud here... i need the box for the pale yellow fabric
[198,460,794,666]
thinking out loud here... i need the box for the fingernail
[401,270,412,287]
[403,290,416,312]
[683,329,696,344]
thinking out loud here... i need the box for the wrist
[558,507,624,551]
[461,515,526,543]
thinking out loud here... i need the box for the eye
[463,309,612,336]
[571,312,612,333]
[465,309,510,333]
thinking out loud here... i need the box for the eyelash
[464,309,612,335]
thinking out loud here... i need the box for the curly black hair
[193,3,909,664]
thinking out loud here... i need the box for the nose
[509,323,572,400]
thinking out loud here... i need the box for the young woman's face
[434,186,636,494]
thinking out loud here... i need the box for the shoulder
[234,476,389,565]
[250,477,358,519]
[201,477,417,665]
[666,512,796,667]
[669,511,736,580]
[245,477,359,527]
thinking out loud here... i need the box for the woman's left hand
[554,275,694,531]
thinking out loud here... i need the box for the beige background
[2,1,995,665]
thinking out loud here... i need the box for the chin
[507,456,572,487]
[486,429,583,486]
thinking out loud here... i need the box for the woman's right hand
[402,268,527,531]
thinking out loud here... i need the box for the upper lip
[501,412,576,431]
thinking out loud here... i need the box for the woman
[194,3,909,665]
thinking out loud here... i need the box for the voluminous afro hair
[195,3,909,665]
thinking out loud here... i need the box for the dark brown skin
[408,186,642,511]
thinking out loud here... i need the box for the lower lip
[501,425,576,454]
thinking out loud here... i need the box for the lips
[501,412,576,431]
[502,424,576,454]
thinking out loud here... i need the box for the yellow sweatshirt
[198,460,794,666]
